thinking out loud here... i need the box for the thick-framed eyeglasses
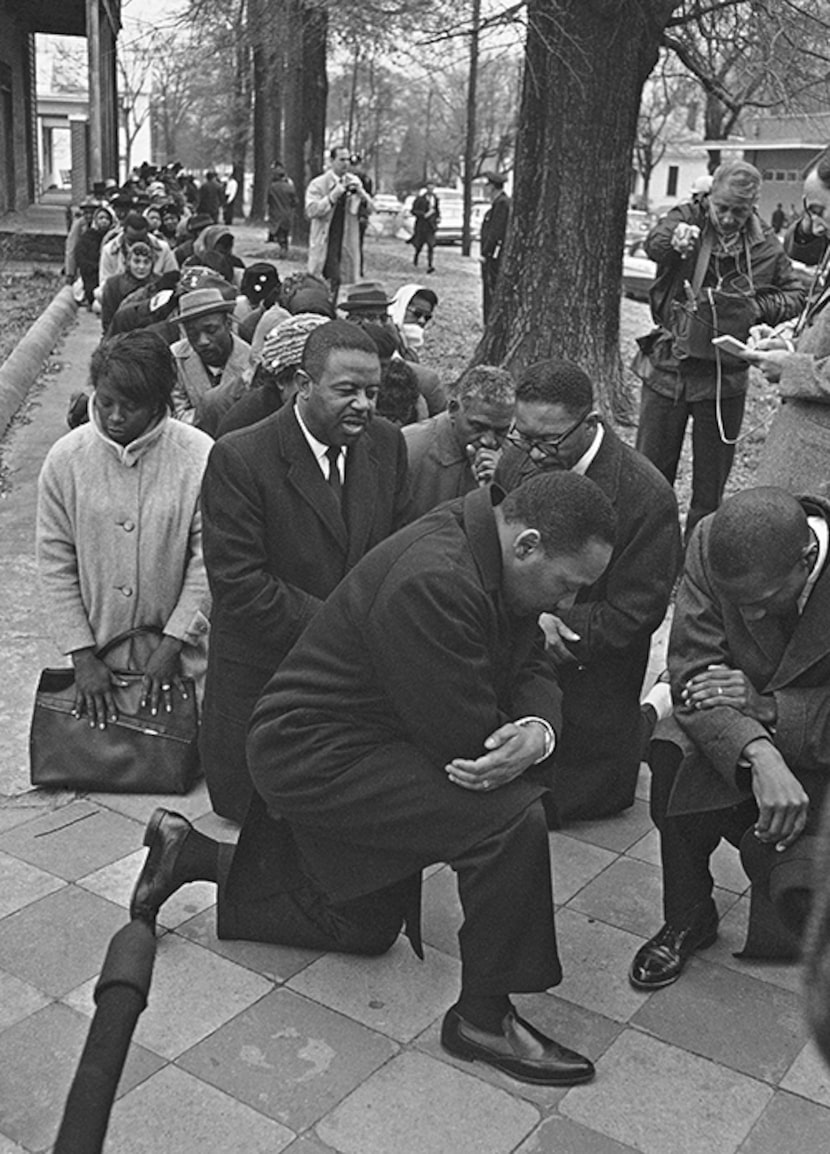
[803,196,829,226]
[505,408,594,459]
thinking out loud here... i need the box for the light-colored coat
[305,168,363,282]
[98,231,178,284]
[170,332,251,431]
[36,409,213,695]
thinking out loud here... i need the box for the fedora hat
[339,281,393,312]
[485,171,508,187]
[177,287,235,323]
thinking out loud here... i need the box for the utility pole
[86,0,103,182]
[462,0,481,256]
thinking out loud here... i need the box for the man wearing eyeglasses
[634,160,803,542]
[403,365,515,518]
[745,147,830,497]
[497,359,681,825]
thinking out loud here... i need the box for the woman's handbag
[29,627,200,794]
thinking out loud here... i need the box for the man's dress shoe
[441,1006,595,1086]
[629,905,719,990]
[129,807,193,928]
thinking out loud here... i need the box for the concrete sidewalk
[1,309,829,1153]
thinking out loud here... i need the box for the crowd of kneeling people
[36,157,830,1085]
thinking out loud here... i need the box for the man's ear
[294,369,312,399]
[447,397,460,415]
[513,527,541,559]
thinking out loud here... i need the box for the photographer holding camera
[306,146,373,303]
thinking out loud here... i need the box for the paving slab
[64,930,273,1059]
[553,907,658,1022]
[0,1001,161,1153]
[515,1114,642,1153]
[631,959,807,1083]
[78,848,217,929]
[561,1028,773,1154]
[0,849,64,919]
[549,830,618,904]
[780,1038,830,1106]
[0,799,142,880]
[0,885,124,996]
[315,1050,540,1154]
[738,1089,830,1153]
[177,987,398,1131]
[105,1064,295,1153]
[176,906,323,983]
[287,939,460,1043]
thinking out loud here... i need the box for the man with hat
[196,319,412,822]
[171,286,251,435]
[218,313,329,436]
[338,281,394,326]
[630,486,830,990]
[267,162,298,255]
[479,172,511,325]
[173,213,214,265]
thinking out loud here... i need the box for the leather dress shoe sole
[129,807,193,928]
[441,1006,595,1086]
[629,910,719,991]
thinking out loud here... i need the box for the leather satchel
[30,627,200,794]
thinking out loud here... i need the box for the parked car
[622,250,656,302]
[368,194,403,237]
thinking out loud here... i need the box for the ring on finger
[161,683,172,691]
[482,780,490,789]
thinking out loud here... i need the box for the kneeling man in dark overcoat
[129,471,616,1087]
[631,487,830,990]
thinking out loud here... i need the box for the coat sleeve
[668,527,773,790]
[305,175,334,221]
[36,448,96,655]
[558,468,680,662]
[162,451,212,645]
[778,307,830,400]
[367,563,559,767]
[201,438,322,654]
[753,240,805,327]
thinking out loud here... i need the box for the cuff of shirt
[515,716,557,764]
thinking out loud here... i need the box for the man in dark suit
[199,319,411,822]
[130,471,617,1086]
[497,359,681,825]
[479,171,511,324]
[630,488,830,990]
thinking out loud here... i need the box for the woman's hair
[377,357,420,426]
[89,330,176,415]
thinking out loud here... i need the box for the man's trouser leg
[217,795,406,956]
[686,392,746,540]
[450,799,560,995]
[635,386,689,487]
[651,740,755,922]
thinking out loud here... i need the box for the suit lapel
[279,407,348,552]
[768,561,830,690]
[343,434,378,566]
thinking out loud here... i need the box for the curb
[0,284,78,441]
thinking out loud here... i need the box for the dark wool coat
[202,401,412,675]
[497,427,681,821]
[659,495,830,820]
[247,486,561,903]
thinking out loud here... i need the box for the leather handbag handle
[94,625,164,662]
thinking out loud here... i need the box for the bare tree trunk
[283,0,327,244]
[475,0,675,419]
[462,0,480,256]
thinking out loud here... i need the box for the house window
[666,166,678,197]
[788,171,799,181]
[775,171,786,181]
[763,170,774,180]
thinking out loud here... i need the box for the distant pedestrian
[771,202,786,233]
[196,171,226,224]
[410,181,440,274]
[267,163,298,256]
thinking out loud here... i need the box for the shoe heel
[143,807,168,848]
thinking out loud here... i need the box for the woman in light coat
[37,330,213,728]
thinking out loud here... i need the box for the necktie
[326,446,342,506]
